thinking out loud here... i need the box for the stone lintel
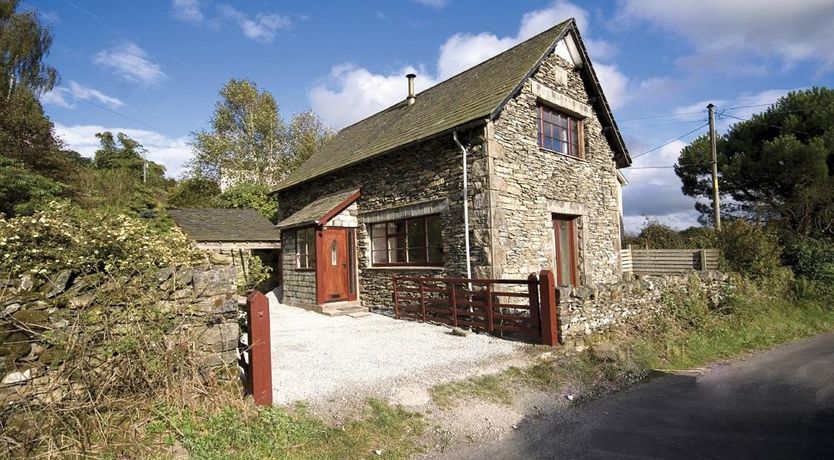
[531,80,592,119]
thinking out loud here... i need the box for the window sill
[293,268,316,272]
[366,266,445,271]
[539,147,586,162]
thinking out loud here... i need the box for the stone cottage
[272,18,631,314]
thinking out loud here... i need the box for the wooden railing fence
[621,248,720,275]
[392,270,560,345]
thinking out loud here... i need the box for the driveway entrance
[266,292,525,405]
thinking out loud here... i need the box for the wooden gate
[392,270,560,345]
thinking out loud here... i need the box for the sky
[28,0,834,234]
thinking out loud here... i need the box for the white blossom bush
[0,201,200,276]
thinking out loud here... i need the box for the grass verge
[430,274,834,408]
[151,398,425,460]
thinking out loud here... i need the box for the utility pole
[707,103,721,231]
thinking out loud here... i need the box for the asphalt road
[444,332,834,460]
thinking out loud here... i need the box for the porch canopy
[276,189,360,229]
[169,208,281,250]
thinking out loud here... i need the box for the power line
[618,109,705,122]
[627,162,709,170]
[721,113,812,136]
[56,87,179,137]
[630,122,709,160]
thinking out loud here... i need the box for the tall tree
[286,109,332,174]
[675,87,834,238]
[1,0,58,99]
[187,79,331,188]
[189,79,287,187]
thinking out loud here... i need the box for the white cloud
[312,1,640,128]
[413,0,449,8]
[310,64,440,129]
[40,89,74,109]
[436,33,517,79]
[172,0,204,23]
[41,81,125,110]
[618,0,834,74]
[219,5,291,43]
[93,42,166,86]
[54,124,192,178]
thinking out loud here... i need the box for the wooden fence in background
[621,248,720,275]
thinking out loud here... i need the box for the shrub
[626,220,685,249]
[718,220,782,279]
[213,182,276,222]
[782,235,834,282]
[0,201,199,277]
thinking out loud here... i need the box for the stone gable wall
[277,127,491,309]
[488,48,623,284]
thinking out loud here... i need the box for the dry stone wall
[0,265,240,407]
[558,271,728,345]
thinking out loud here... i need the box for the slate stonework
[277,46,627,310]
[277,129,492,309]
[488,48,623,284]
[281,229,317,307]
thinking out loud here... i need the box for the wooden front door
[553,215,579,287]
[316,228,350,304]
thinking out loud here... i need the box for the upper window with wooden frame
[295,227,316,269]
[370,215,443,266]
[537,104,583,158]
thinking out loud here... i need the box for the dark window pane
[406,219,425,250]
[426,216,443,263]
[408,247,426,263]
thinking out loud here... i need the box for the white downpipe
[452,131,473,287]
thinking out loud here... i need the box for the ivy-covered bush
[0,201,200,276]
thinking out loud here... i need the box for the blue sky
[29,0,834,233]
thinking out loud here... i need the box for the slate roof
[274,18,630,193]
[276,189,360,229]
[169,208,280,242]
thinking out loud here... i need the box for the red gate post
[538,270,560,346]
[246,291,273,406]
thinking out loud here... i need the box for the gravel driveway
[266,292,525,405]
